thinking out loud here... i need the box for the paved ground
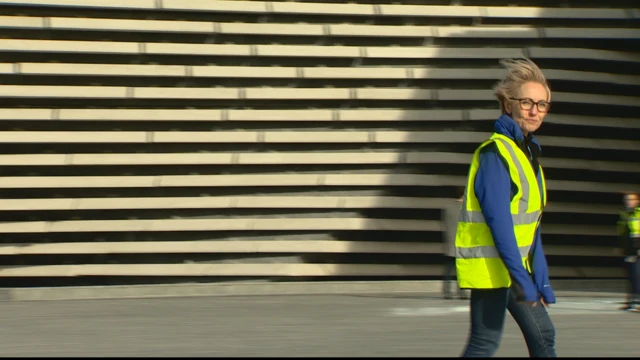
[0,293,636,357]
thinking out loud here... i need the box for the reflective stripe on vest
[456,244,533,259]
[455,133,545,289]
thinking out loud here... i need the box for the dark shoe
[619,304,633,311]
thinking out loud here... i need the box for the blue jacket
[474,114,556,304]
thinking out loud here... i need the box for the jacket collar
[494,113,541,153]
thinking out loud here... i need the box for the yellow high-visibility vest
[619,207,640,239]
[455,133,546,289]
[632,208,640,238]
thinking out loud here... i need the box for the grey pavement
[0,293,636,357]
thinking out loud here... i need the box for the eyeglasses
[509,98,551,113]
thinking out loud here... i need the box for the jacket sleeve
[475,144,538,302]
[531,227,556,304]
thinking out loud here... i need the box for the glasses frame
[509,97,551,113]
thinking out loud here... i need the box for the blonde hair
[624,192,639,200]
[493,58,551,114]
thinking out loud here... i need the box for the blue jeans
[461,287,557,357]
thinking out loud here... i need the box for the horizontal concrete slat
[0,131,148,143]
[49,17,213,33]
[162,0,269,13]
[365,46,524,59]
[271,1,374,16]
[193,66,298,79]
[356,88,431,100]
[0,196,621,215]
[245,88,351,100]
[469,110,640,129]
[330,24,433,38]
[0,241,616,257]
[405,152,471,164]
[68,153,234,165]
[0,263,624,278]
[0,108,52,120]
[484,6,628,19]
[0,218,444,233]
[152,131,260,143]
[158,174,327,188]
[0,240,442,255]
[536,135,640,151]
[263,131,371,143]
[235,152,406,165]
[546,179,640,194]
[2,86,636,107]
[304,67,407,79]
[0,263,442,277]
[379,4,480,17]
[4,0,628,21]
[527,46,640,63]
[0,154,66,165]
[543,202,620,215]
[2,38,637,64]
[0,15,43,28]
[340,109,465,121]
[144,42,252,56]
[543,69,640,86]
[0,39,139,54]
[555,92,640,107]
[0,85,127,98]
[544,28,640,39]
[0,108,465,122]
[437,26,538,38]
[256,44,360,58]
[0,218,613,236]
[542,223,614,236]
[18,63,187,77]
[548,266,624,278]
[544,245,620,257]
[0,174,636,194]
[60,109,225,121]
[133,87,239,99]
[228,109,334,121]
[222,22,324,36]
[10,63,640,85]
[0,262,620,278]
[0,0,156,10]
[0,207,597,234]
[0,149,636,171]
[438,89,493,101]
[0,176,157,188]
[542,158,640,173]
[373,131,485,143]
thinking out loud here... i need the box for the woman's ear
[504,99,512,114]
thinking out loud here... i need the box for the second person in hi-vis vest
[457,58,557,358]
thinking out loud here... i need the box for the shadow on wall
[327,6,640,283]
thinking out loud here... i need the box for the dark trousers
[443,256,462,297]
[625,258,640,305]
[461,287,557,358]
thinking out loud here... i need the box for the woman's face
[505,82,550,136]
[624,194,639,209]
